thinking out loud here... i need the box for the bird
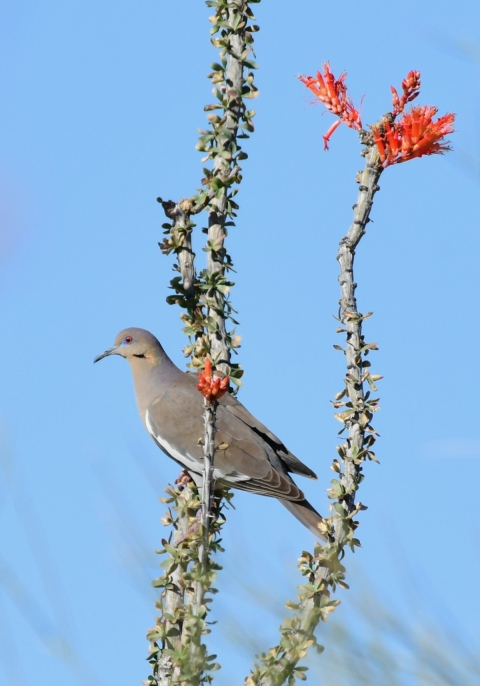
[94,327,324,537]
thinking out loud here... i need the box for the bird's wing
[219,391,318,480]
[145,374,306,502]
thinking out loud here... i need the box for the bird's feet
[175,469,193,489]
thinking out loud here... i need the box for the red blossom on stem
[391,70,421,115]
[299,63,362,149]
[372,105,455,167]
[299,65,454,167]
[196,358,229,402]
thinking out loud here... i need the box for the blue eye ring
[123,335,135,345]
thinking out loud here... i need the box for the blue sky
[1,1,480,684]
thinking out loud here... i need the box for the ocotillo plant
[247,66,454,686]
[147,2,259,685]
[145,4,455,684]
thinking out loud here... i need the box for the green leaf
[285,600,300,610]
[230,11,241,30]
[294,671,307,681]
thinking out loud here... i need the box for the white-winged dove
[94,328,324,537]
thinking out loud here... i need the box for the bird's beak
[93,346,119,363]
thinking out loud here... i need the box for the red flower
[372,106,455,167]
[299,63,362,149]
[391,70,421,115]
[196,358,229,402]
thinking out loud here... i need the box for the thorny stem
[159,0,257,384]
[335,135,382,526]
[193,400,217,618]
[151,1,258,683]
[193,2,250,621]
[147,486,196,686]
[250,135,383,686]
[206,1,245,375]
[158,197,207,298]
[188,0,253,663]
[163,503,191,639]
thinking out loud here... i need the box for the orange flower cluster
[299,63,362,149]
[196,358,229,402]
[372,106,455,167]
[391,70,421,115]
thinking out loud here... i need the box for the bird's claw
[175,469,193,488]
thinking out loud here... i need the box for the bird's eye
[124,336,134,345]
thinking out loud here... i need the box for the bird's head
[94,327,164,365]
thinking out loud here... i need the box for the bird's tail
[280,499,326,540]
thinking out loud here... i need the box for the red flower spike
[372,127,386,163]
[373,105,455,168]
[391,70,421,115]
[323,119,342,150]
[196,358,229,402]
[299,62,362,149]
